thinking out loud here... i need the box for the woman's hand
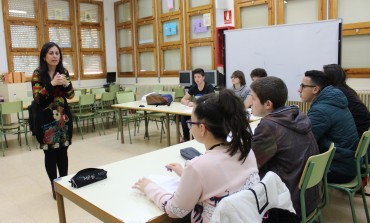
[132,178,152,193]
[51,73,64,86]
[165,163,183,176]
[60,74,70,86]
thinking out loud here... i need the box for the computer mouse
[139,105,145,107]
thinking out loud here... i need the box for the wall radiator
[286,90,370,114]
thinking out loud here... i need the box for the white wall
[215,0,234,27]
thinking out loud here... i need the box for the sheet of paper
[147,175,180,193]
[193,19,207,33]
[203,13,211,26]
[167,0,174,9]
[164,22,177,36]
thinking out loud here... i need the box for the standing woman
[133,89,259,223]
[31,42,74,199]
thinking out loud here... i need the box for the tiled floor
[0,122,368,223]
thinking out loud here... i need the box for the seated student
[180,68,215,142]
[245,68,268,108]
[229,70,250,107]
[299,70,359,184]
[323,64,370,139]
[250,76,320,216]
[132,90,260,223]
[250,68,268,81]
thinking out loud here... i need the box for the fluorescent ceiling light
[284,1,288,3]
[9,9,27,14]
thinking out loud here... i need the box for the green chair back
[91,88,106,95]
[101,92,116,102]
[0,100,23,115]
[124,85,137,93]
[299,143,335,223]
[116,92,135,104]
[74,91,82,97]
[153,85,164,93]
[355,130,370,160]
[109,85,120,93]
[78,88,87,94]
[173,87,185,98]
[79,94,95,106]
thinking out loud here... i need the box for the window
[2,0,106,80]
[134,0,157,77]
[3,0,41,80]
[115,0,134,77]
[44,0,77,78]
[276,0,324,25]
[235,0,275,28]
[77,0,106,78]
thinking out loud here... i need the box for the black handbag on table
[69,168,107,188]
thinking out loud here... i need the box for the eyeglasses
[300,83,316,90]
[186,120,207,129]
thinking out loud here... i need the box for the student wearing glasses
[133,90,259,223]
[299,70,358,184]
[250,76,319,216]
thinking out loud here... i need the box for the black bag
[69,168,107,188]
[180,147,202,160]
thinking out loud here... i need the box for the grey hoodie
[252,105,320,216]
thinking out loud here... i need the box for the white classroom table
[55,140,206,223]
[112,101,261,146]
[112,101,193,146]
[54,120,261,222]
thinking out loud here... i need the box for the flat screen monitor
[179,71,193,87]
[204,70,218,87]
[106,72,116,84]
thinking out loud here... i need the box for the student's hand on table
[166,163,183,176]
[132,178,152,193]
[187,102,194,107]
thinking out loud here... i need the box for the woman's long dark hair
[194,89,252,163]
[323,64,358,97]
[38,42,65,83]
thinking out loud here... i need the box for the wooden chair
[299,143,335,223]
[328,130,370,223]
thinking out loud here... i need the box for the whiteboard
[225,19,341,101]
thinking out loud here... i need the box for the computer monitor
[204,70,218,87]
[179,71,193,87]
[106,72,116,84]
